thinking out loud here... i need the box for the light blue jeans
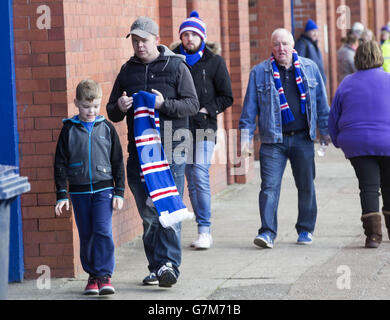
[185,140,215,234]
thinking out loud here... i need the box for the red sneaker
[98,276,115,295]
[84,276,99,295]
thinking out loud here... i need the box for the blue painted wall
[0,0,25,282]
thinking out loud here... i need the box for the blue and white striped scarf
[133,91,193,228]
[270,50,307,125]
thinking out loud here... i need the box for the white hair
[271,28,295,46]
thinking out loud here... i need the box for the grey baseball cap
[126,17,159,39]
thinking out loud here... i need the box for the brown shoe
[361,212,382,248]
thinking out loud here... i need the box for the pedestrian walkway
[7,144,390,300]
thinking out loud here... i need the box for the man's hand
[117,91,133,112]
[320,134,331,146]
[199,107,209,114]
[151,89,164,109]
[241,142,253,157]
[55,199,69,216]
[113,197,123,210]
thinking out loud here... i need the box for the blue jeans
[258,131,317,239]
[128,154,185,278]
[70,189,115,277]
[185,140,215,233]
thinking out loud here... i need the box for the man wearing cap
[295,19,327,85]
[106,17,199,288]
[171,11,233,249]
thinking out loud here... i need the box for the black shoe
[157,262,177,288]
[142,272,159,285]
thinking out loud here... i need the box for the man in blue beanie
[295,19,327,85]
[171,11,233,250]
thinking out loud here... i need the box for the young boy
[54,79,125,295]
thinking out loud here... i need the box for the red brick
[50,78,67,91]
[21,193,37,207]
[15,67,32,79]
[13,16,30,29]
[14,29,48,41]
[14,41,31,54]
[18,104,51,118]
[34,116,64,129]
[24,256,58,270]
[24,231,56,244]
[19,129,52,143]
[22,218,38,232]
[32,53,49,66]
[31,66,66,79]
[33,92,67,105]
[31,40,65,53]
[37,193,56,206]
[16,79,50,92]
[22,205,54,219]
[35,167,54,180]
[39,217,72,231]
[20,142,36,154]
[35,142,56,155]
[20,154,53,168]
[56,231,74,243]
[24,244,40,257]
[48,28,65,41]
[40,243,73,257]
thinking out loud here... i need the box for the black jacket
[54,116,125,201]
[106,45,199,177]
[172,42,233,135]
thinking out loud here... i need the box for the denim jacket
[239,56,329,144]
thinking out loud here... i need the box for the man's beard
[183,44,201,54]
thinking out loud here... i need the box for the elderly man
[295,19,327,85]
[239,28,330,249]
[106,17,199,287]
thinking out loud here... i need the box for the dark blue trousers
[70,189,115,277]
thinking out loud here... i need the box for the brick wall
[13,0,389,279]
[13,0,238,279]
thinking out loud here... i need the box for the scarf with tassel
[133,91,193,228]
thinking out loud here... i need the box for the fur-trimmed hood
[169,41,221,55]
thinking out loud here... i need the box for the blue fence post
[0,0,25,283]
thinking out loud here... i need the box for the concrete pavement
[7,143,390,300]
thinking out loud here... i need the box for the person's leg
[350,156,382,247]
[258,143,288,240]
[90,189,115,278]
[379,157,390,239]
[153,152,186,276]
[349,156,381,214]
[70,194,94,276]
[128,174,160,275]
[289,132,317,235]
[189,140,215,234]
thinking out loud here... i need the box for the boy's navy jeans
[258,131,317,239]
[128,155,185,278]
[70,189,115,278]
